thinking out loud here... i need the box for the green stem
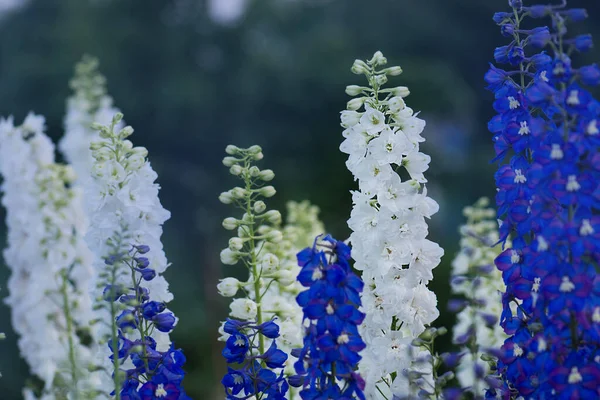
[60,271,80,400]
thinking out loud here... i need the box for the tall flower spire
[487,1,600,397]
[0,114,98,398]
[60,55,122,182]
[449,198,506,397]
[83,113,187,398]
[217,144,289,399]
[340,51,444,398]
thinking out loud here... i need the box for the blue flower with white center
[290,234,366,399]
[486,1,600,397]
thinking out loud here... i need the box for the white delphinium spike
[82,113,173,395]
[60,56,122,182]
[0,114,98,398]
[340,51,444,398]
[450,197,507,395]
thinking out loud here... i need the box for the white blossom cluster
[451,198,506,395]
[340,51,444,398]
[0,114,98,398]
[60,56,122,183]
[82,113,173,391]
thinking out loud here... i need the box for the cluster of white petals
[451,198,506,395]
[0,114,97,398]
[340,52,444,398]
[60,56,122,183]
[82,113,173,390]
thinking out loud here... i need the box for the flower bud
[276,269,296,286]
[391,86,410,97]
[252,152,264,161]
[217,277,240,297]
[253,200,267,214]
[374,74,388,86]
[258,169,275,181]
[351,59,370,75]
[345,85,365,96]
[266,230,283,243]
[263,210,282,224]
[229,164,244,176]
[383,66,403,76]
[347,97,366,111]
[388,96,406,113]
[248,166,260,177]
[228,237,244,251]
[225,145,241,155]
[247,145,262,154]
[369,51,387,66]
[220,248,239,265]
[222,157,238,167]
[112,112,124,124]
[89,141,104,151]
[340,110,361,128]
[258,186,276,198]
[231,187,247,199]
[119,126,134,139]
[222,217,238,230]
[219,191,234,204]
[90,122,105,131]
[229,298,257,320]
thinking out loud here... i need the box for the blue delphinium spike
[289,235,366,399]
[486,1,600,398]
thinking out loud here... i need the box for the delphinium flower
[449,198,506,398]
[289,234,366,399]
[260,200,326,381]
[0,114,98,398]
[340,51,444,398]
[487,2,600,398]
[217,144,289,399]
[83,113,185,398]
[60,55,122,182]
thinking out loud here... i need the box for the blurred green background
[0,0,598,398]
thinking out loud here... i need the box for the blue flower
[290,235,366,399]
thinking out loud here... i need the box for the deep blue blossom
[221,319,289,399]
[104,245,190,399]
[486,1,600,398]
[289,235,366,400]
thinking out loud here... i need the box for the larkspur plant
[487,1,600,398]
[449,198,507,398]
[0,114,98,399]
[218,145,290,399]
[83,113,184,398]
[340,51,444,398]
[289,235,366,399]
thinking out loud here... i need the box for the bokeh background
[0,0,598,398]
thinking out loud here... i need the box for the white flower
[230,298,258,320]
[360,108,386,134]
[340,110,362,128]
[217,277,241,297]
[367,127,411,165]
[403,151,431,182]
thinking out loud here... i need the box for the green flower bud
[222,157,238,167]
[231,187,247,199]
[230,165,244,176]
[112,112,124,124]
[383,66,403,76]
[351,59,370,75]
[345,85,365,96]
[374,74,388,86]
[219,191,234,204]
[248,166,260,177]
[222,217,238,230]
[347,97,366,111]
[252,151,264,161]
[90,122,104,131]
[89,141,104,151]
[225,145,241,155]
[266,230,283,243]
[391,86,410,97]
[229,237,244,251]
[247,145,262,154]
[263,210,282,224]
[119,126,134,139]
[253,201,267,214]
[258,186,276,198]
[369,51,387,66]
[258,169,275,181]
